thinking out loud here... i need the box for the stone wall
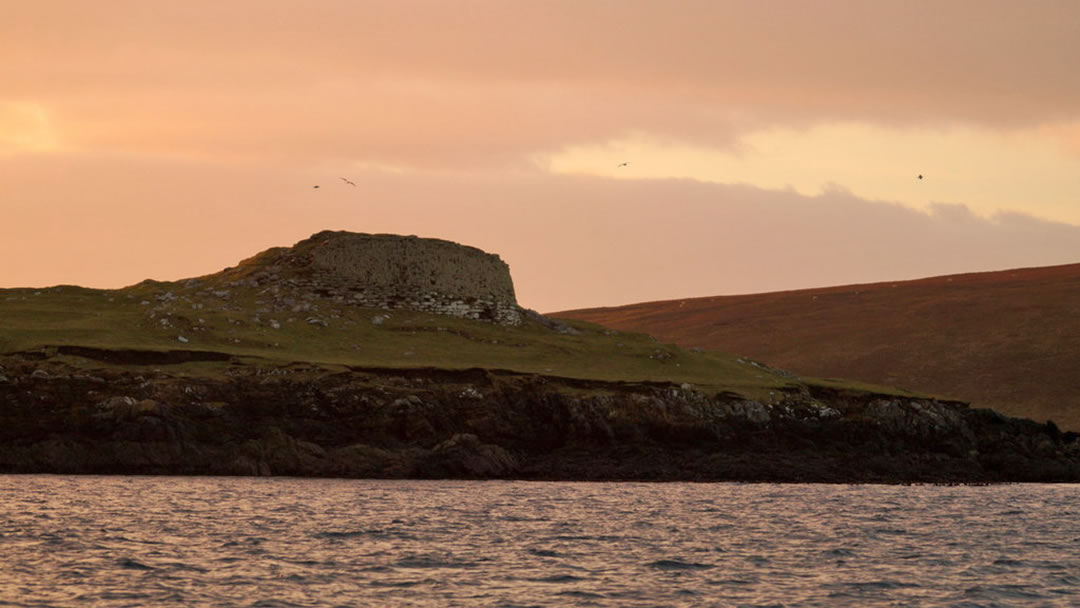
[245,231,522,324]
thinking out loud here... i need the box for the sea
[1,477,1077,607]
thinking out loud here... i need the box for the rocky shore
[2,353,1077,483]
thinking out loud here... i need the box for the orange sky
[3,1,1079,311]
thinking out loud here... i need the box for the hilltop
[0,231,805,394]
[556,263,1080,431]
[2,232,1078,482]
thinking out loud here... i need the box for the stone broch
[238,231,523,324]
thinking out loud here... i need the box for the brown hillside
[556,263,1080,430]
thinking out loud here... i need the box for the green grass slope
[0,274,929,405]
[0,280,801,400]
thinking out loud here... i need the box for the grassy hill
[555,263,1080,430]
[0,252,911,404]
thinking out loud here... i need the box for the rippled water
[1,477,1078,607]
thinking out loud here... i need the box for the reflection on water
[1,476,1078,606]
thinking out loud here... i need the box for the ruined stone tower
[236,231,522,324]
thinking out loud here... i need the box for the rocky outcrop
[1,354,1078,482]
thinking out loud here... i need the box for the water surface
[2,476,1077,606]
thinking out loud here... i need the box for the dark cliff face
[2,356,1077,482]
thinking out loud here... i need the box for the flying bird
[313,185,320,189]
[917,174,924,180]
[340,177,357,187]
[616,162,629,168]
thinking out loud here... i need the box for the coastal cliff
[1,355,1077,482]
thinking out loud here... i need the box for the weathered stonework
[235,231,522,324]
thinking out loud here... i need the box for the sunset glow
[3,1,1079,311]
[0,102,60,154]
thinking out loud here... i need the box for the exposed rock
[96,397,166,421]
[98,395,137,411]
[254,427,331,476]
[523,309,580,334]
[2,358,1078,482]
[423,433,518,478]
[330,444,420,478]
[719,399,771,424]
[864,398,972,440]
[817,406,841,419]
[459,387,484,400]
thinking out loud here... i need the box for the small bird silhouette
[616,162,629,168]
[313,185,320,189]
[340,177,356,187]
[917,174,924,180]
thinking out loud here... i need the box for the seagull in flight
[917,174,924,180]
[340,177,357,187]
[616,162,629,168]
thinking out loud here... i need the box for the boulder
[421,433,518,477]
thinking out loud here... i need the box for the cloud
[4,1,1080,169]
[547,123,1080,225]
[2,153,1078,311]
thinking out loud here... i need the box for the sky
[3,0,1080,312]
